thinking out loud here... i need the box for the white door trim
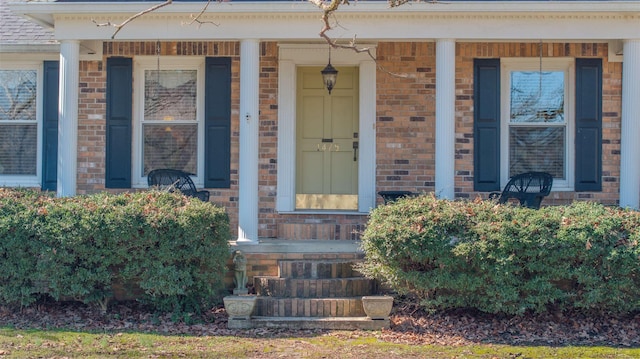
[276,44,377,213]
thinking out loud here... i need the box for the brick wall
[258,42,279,238]
[77,41,243,233]
[376,42,437,196]
[454,42,620,206]
[374,41,621,207]
[75,40,622,241]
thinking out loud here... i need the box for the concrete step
[278,259,364,279]
[254,276,377,298]
[228,316,389,330]
[254,297,366,317]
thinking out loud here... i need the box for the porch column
[57,40,80,197]
[237,39,260,243]
[435,39,456,199]
[620,39,640,210]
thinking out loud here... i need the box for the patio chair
[488,171,553,209]
[378,190,416,204]
[147,168,210,202]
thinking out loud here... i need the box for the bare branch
[91,0,430,78]
[183,0,220,28]
[93,0,173,39]
[310,0,413,78]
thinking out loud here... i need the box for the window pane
[509,127,565,179]
[0,70,37,121]
[144,70,197,121]
[510,71,564,123]
[0,124,37,175]
[143,124,197,175]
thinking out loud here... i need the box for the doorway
[295,66,359,210]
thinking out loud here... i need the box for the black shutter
[575,58,602,192]
[105,57,133,188]
[473,59,501,192]
[42,61,59,191]
[204,57,231,188]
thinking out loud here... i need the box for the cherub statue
[232,250,248,292]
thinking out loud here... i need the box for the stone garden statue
[232,250,248,295]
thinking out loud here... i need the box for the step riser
[254,277,376,298]
[254,298,365,317]
[279,260,363,279]
[228,317,389,330]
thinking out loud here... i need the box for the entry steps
[228,259,390,330]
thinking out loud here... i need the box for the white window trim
[132,56,205,188]
[500,57,575,191]
[0,61,43,187]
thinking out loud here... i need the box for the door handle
[352,141,359,161]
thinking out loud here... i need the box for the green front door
[296,66,359,210]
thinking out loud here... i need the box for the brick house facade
[66,40,623,239]
[2,1,639,284]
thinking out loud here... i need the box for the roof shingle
[0,0,56,45]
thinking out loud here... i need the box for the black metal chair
[489,172,553,209]
[147,169,210,202]
[378,190,416,204]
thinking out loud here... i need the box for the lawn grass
[0,328,637,358]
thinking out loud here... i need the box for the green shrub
[0,189,230,313]
[359,194,640,315]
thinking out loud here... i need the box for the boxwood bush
[359,194,640,315]
[0,189,230,313]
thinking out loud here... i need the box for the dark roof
[0,0,56,45]
[53,0,626,2]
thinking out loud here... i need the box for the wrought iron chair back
[489,172,553,209]
[147,169,210,202]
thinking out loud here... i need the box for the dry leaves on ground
[0,300,638,348]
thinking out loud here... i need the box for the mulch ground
[1,299,638,347]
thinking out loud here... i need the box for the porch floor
[231,239,363,254]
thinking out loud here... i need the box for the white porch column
[435,39,456,199]
[57,40,80,197]
[237,39,260,243]
[620,39,640,210]
[358,59,377,212]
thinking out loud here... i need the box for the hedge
[0,189,230,313]
[359,194,640,315]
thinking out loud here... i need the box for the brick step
[228,317,389,330]
[278,259,364,279]
[254,277,377,298]
[254,297,366,317]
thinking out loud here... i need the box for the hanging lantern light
[321,47,338,94]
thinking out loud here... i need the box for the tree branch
[93,0,431,78]
[93,0,174,39]
[309,0,414,78]
[183,0,220,28]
